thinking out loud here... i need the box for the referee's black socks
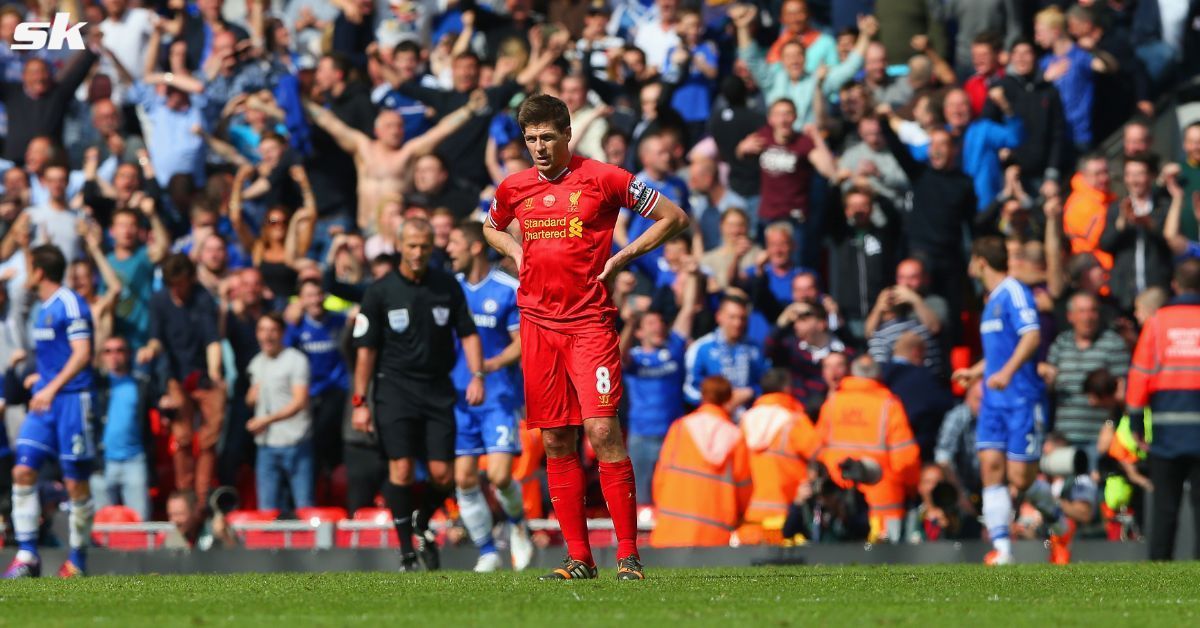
[415,482,454,533]
[384,482,416,554]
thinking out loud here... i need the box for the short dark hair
[769,97,798,114]
[454,220,485,247]
[718,294,749,311]
[1081,368,1118,398]
[259,130,287,147]
[971,236,1008,273]
[517,94,571,134]
[111,207,141,226]
[297,277,323,294]
[453,51,481,65]
[720,75,748,108]
[1008,36,1035,53]
[323,52,352,78]
[972,31,1003,51]
[602,128,630,148]
[161,253,196,283]
[31,244,66,283]
[393,40,421,58]
[801,297,828,322]
[258,311,286,331]
[1176,258,1200,293]
[1124,151,1160,175]
[761,368,792,394]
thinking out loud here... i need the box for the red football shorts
[520,320,622,429]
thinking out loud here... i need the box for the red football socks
[545,454,594,567]
[598,458,639,560]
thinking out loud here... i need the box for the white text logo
[12,14,87,51]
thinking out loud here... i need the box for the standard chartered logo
[523,216,585,240]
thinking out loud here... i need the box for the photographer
[814,355,921,542]
[781,462,870,544]
[164,489,238,551]
[903,464,968,543]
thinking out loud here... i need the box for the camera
[838,457,882,485]
[208,486,240,515]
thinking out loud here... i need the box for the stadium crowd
[1,0,1200,557]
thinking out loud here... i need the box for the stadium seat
[337,507,398,549]
[283,507,349,549]
[92,505,163,551]
[225,509,286,549]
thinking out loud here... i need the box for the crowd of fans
[0,0,1199,550]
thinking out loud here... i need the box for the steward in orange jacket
[1063,169,1116,270]
[737,370,820,544]
[1125,260,1200,560]
[815,357,921,534]
[651,376,753,548]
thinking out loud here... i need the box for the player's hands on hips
[466,377,485,406]
[352,407,373,433]
[986,369,1012,391]
[597,253,626,283]
[23,372,40,390]
[28,385,55,413]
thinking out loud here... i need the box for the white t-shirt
[247,347,312,448]
[633,19,680,69]
[99,9,155,104]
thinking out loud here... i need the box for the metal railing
[79,518,657,551]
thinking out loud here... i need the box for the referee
[352,218,485,572]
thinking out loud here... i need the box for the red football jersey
[489,155,660,332]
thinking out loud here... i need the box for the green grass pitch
[2,563,1198,626]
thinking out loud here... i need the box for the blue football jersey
[33,287,93,393]
[625,332,688,438]
[285,311,350,396]
[980,277,1044,405]
[453,270,521,411]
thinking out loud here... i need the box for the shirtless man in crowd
[303,90,488,234]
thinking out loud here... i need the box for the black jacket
[987,72,1068,183]
[397,80,522,190]
[1098,192,1174,311]
[181,16,248,72]
[824,192,900,328]
[1,50,97,164]
[879,112,976,262]
[305,82,376,217]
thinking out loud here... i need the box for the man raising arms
[304,90,490,235]
[483,95,689,581]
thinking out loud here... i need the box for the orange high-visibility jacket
[739,393,819,524]
[650,404,753,548]
[815,377,921,523]
[1063,172,1117,270]
[1126,298,1200,458]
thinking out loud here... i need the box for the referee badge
[432,306,450,326]
[352,313,369,338]
[388,308,410,333]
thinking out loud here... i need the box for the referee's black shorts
[373,379,456,462]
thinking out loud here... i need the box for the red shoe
[984,549,1013,566]
[1049,519,1077,565]
[56,560,85,578]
